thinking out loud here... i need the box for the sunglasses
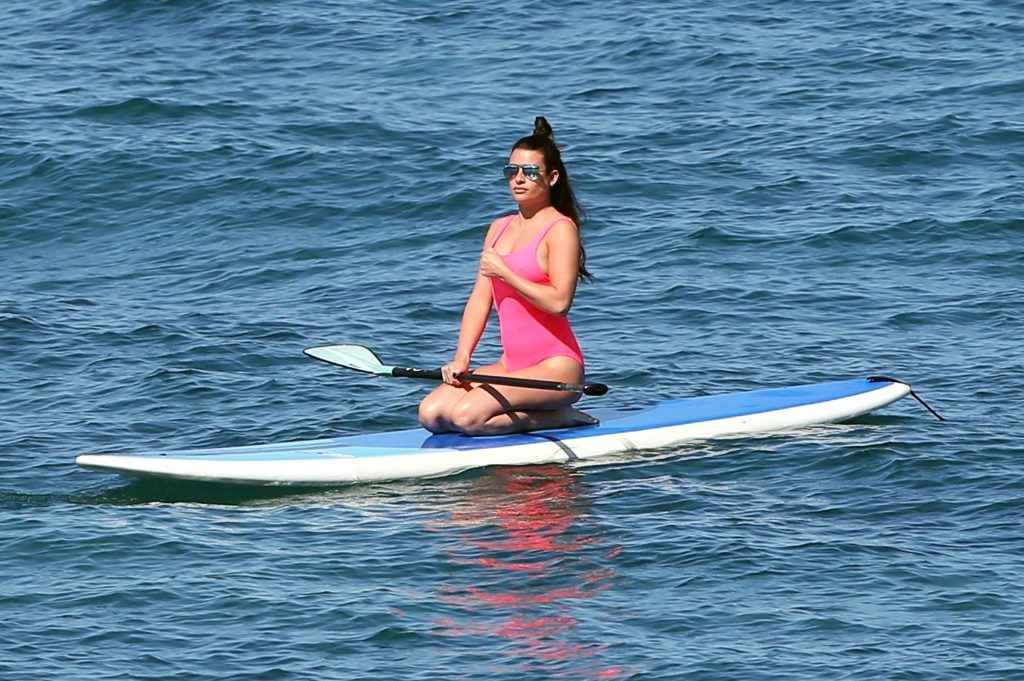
[502,163,544,182]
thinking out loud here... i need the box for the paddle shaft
[392,366,608,396]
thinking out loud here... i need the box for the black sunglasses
[502,163,544,182]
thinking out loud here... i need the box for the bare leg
[472,402,600,435]
[418,361,509,433]
[418,382,470,433]
[447,357,598,436]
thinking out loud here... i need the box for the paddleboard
[76,377,911,486]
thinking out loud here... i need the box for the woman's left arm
[479,220,580,316]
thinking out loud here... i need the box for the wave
[0,482,316,509]
[960,121,1024,147]
[963,76,1024,97]
[279,117,399,143]
[886,294,1021,329]
[795,217,1024,249]
[569,86,645,101]
[842,142,957,170]
[405,8,476,25]
[686,224,816,245]
[71,97,245,124]
[69,0,220,22]
[0,313,44,333]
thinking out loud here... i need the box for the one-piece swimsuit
[489,214,585,372]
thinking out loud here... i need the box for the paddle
[304,344,609,396]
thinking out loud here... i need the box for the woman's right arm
[451,271,493,367]
[444,218,504,382]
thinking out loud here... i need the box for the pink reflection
[431,465,632,679]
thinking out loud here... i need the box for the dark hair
[511,116,592,281]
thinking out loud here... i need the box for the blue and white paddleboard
[76,377,910,486]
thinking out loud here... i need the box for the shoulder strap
[532,216,574,246]
[490,214,517,248]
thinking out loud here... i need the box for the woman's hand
[479,248,509,280]
[441,356,470,387]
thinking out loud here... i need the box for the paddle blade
[304,344,394,376]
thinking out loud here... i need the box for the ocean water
[2,0,1023,678]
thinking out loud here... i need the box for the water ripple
[3,1,1023,679]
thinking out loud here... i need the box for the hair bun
[532,116,554,141]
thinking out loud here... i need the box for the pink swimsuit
[490,214,585,372]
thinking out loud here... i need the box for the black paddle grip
[392,367,442,380]
[393,366,608,396]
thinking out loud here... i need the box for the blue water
[3,0,1022,678]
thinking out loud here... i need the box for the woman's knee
[418,395,451,432]
[450,401,490,435]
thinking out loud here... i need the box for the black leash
[868,375,945,421]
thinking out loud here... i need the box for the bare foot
[561,407,599,427]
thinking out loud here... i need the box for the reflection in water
[429,465,631,678]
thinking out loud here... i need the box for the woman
[418,116,595,436]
